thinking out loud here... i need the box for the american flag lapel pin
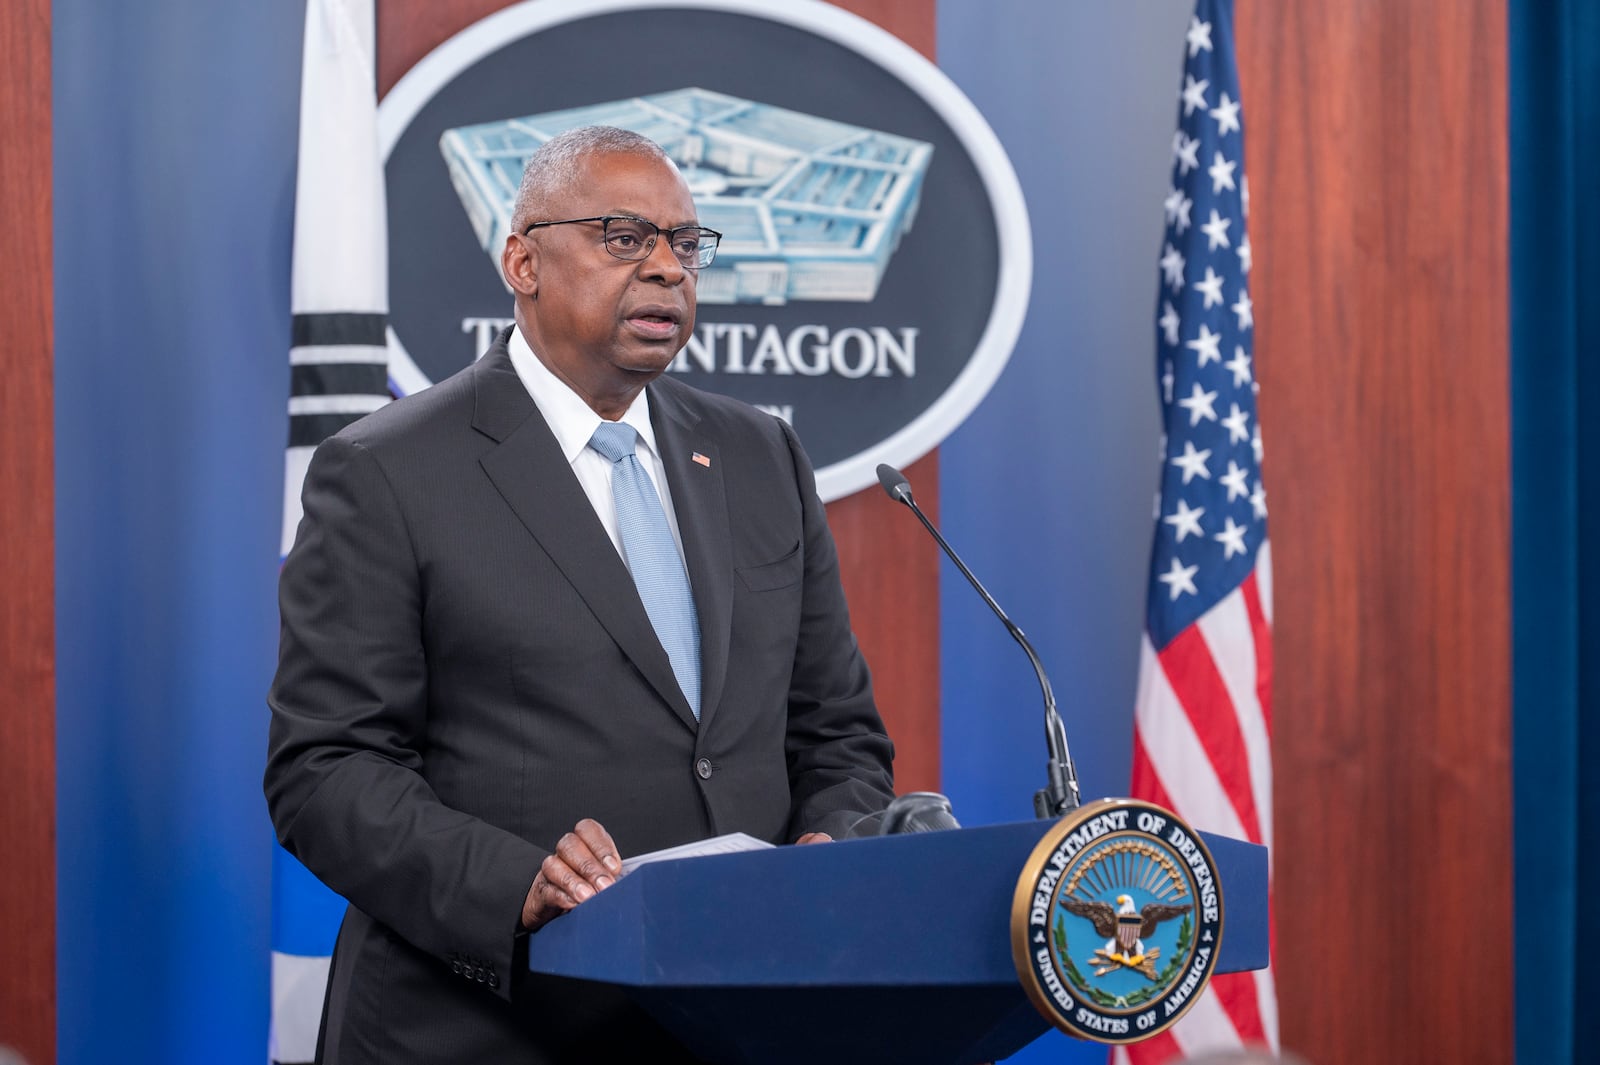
[692,451,711,468]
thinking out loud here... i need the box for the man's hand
[795,832,833,845]
[521,818,623,931]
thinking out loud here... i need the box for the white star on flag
[1174,131,1201,175]
[1225,345,1252,386]
[1186,15,1213,56]
[1158,556,1201,600]
[1209,92,1241,136]
[1160,302,1181,346]
[1232,288,1253,330]
[1208,151,1237,194]
[1171,440,1213,484]
[1186,323,1222,365]
[1250,481,1268,519]
[1195,267,1225,308]
[1178,382,1219,426]
[1237,233,1252,273]
[1220,460,1250,501]
[1214,516,1249,558]
[1163,188,1195,234]
[1181,74,1210,116]
[1252,424,1265,462]
[1175,197,1193,233]
[1163,187,1184,224]
[1160,243,1187,290]
[1221,402,1250,443]
[1200,209,1232,250]
[1164,498,1206,542]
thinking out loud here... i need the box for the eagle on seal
[1063,893,1192,965]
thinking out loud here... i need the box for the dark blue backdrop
[53,1,299,1058]
[1509,1,1600,1062]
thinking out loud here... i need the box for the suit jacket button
[451,961,463,975]
[696,757,713,780]
[488,973,500,990]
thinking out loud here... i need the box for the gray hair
[509,126,673,233]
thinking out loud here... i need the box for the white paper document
[620,832,773,874]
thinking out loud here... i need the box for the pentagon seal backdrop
[378,0,1031,500]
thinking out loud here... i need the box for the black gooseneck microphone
[875,463,1081,819]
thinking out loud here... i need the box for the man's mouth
[626,308,683,340]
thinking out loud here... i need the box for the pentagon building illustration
[438,88,934,305]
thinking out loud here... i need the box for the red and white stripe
[1120,541,1277,1064]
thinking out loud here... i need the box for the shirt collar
[507,325,660,464]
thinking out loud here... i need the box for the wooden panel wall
[1237,2,1513,1062]
[375,0,943,795]
[0,0,55,1061]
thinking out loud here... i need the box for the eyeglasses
[521,215,722,270]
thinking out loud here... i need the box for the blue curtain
[1509,2,1600,1062]
[53,1,303,1060]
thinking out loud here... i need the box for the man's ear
[501,233,538,297]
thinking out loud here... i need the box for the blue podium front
[526,820,1268,1065]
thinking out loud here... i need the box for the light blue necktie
[588,421,702,720]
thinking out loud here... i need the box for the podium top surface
[526,818,1268,988]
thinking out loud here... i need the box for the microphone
[877,791,961,835]
[875,463,1081,819]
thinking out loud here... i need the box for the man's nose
[637,234,687,282]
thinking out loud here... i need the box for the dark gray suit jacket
[264,331,895,1063]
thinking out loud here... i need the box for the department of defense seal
[1010,799,1224,1043]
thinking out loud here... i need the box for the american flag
[1117,1,1278,1061]
[272,0,390,1061]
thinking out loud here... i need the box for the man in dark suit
[264,126,896,1063]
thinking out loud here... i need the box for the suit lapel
[471,341,700,732]
[650,379,732,732]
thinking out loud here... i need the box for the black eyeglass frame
[521,215,722,270]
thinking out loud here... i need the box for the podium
[527,819,1268,1064]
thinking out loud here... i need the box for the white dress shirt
[506,325,687,564]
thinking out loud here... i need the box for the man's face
[522,151,699,400]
